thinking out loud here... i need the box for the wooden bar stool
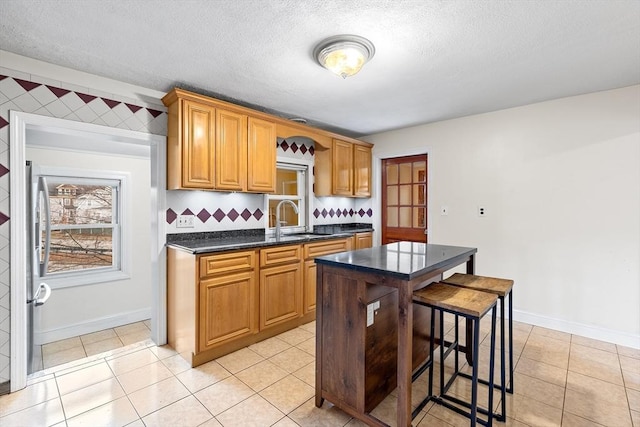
[442,273,514,421]
[413,282,498,427]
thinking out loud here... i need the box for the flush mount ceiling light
[313,35,375,79]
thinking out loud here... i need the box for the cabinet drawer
[304,238,351,259]
[260,245,302,267]
[199,250,256,278]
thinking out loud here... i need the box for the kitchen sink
[269,232,335,242]
[285,232,329,238]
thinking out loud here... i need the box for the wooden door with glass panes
[381,154,428,244]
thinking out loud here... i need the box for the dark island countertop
[314,242,477,280]
[167,223,374,254]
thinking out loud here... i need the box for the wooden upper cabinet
[163,89,276,193]
[163,88,372,195]
[247,117,276,193]
[315,139,372,198]
[215,109,247,191]
[353,145,372,197]
[332,139,354,196]
[171,100,216,189]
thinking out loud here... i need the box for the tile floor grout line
[617,347,636,427]
[3,320,637,426]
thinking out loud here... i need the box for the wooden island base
[314,243,477,427]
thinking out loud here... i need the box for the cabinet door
[182,100,216,189]
[260,262,302,330]
[247,117,276,193]
[355,232,373,249]
[199,271,256,351]
[303,259,316,314]
[215,109,247,191]
[353,145,372,197]
[332,139,354,196]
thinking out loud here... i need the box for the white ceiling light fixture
[314,35,375,79]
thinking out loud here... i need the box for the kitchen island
[314,242,477,427]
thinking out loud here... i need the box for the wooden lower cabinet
[199,271,256,351]
[354,231,373,249]
[169,239,350,367]
[260,262,302,329]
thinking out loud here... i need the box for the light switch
[367,300,381,326]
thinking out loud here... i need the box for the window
[36,166,130,288]
[266,161,312,233]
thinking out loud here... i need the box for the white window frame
[265,157,314,235]
[37,165,130,289]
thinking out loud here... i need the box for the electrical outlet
[440,206,449,216]
[177,214,195,228]
[478,206,486,217]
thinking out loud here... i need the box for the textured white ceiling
[1,0,639,137]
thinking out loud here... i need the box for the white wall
[366,85,640,348]
[26,146,151,343]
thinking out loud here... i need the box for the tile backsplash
[164,191,374,233]
[165,191,266,232]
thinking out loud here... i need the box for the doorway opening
[10,111,166,392]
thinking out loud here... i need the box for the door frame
[9,111,166,391]
[380,154,428,244]
[372,147,431,246]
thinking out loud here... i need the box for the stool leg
[440,310,446,395]
[508,291,514,394]
[487,307,497,427]
[470,317,480,427]
[428,307,436,399]
[454,314,460,373]
[498,296,506,421]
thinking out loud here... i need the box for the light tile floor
[2,316,638,427]
[34,320,152,371]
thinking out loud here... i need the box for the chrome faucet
[275,199,299,241]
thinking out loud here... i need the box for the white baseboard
[513,309,640,349]
[34,308,152,345]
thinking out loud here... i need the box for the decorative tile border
[166,208,264,224]
[277,137,315,161]
[165,205,372,225]
[278,139,315,156]
[0,73,168,227]
[313,208,373,219]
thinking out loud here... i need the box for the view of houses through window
[43,177,120,275]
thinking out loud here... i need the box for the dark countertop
[167,223,374,254]
[314,242,477,280]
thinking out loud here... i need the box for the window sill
[42,270,131,290]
